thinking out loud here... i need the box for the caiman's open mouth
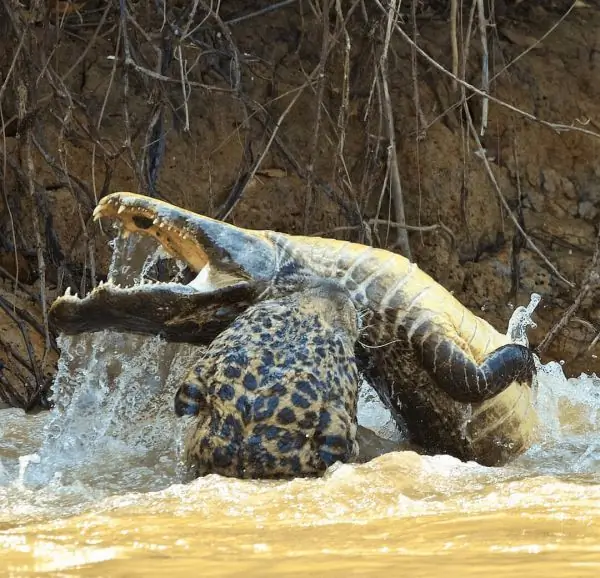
[49,192,280,343]
[47,193,540,468]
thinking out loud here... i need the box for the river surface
[1,240,600,577]
[2,336,600,577]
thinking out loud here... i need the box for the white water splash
[0,226,599,530]
[518,363,600,474]
[357,380,405,443]
[11,232,203,494]
[506,292,541,347]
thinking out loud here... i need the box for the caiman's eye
[132,215,154,229]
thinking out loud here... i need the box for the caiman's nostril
[132,215,154,229]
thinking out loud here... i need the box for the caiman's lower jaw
[49,269,257,343]
[93,194,210,272]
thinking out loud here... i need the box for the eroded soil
[0,1,599,406]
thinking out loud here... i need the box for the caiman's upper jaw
[93,192,277,281]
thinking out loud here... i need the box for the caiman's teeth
[159,223,166,229]
[64,286,72,296]
[117,205,126,214]
[74,292,79,299]
[153,218,160,225]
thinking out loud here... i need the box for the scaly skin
[49,192,540,467]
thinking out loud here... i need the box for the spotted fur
[174,283,360,479]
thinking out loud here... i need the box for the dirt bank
[0,1,599,406]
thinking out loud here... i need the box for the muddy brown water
[1,243,599,577]
[1,329,599,577]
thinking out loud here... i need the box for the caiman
[49,192,539,467]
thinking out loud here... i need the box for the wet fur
[175,285,361,479]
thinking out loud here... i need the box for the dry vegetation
[0,0,599,409]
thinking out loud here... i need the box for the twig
[17,69,52,353]
[220,80,314,220]
[411,0,423,242]
[259,115,359,222]
[176,44,191,132]
[303,0,331,234]
[0,293,57,351]
[537,225,600,355]
[0,265,40,304]
[0,295,43,394]
[31,136,94,210]
[333,0,351,181]
[312,218,456,246]
[372,0,600,141]
[584,331,600,357]
[118,2,144,192]
[509,137,525,301]
[0,29,25,300]
[492,1,579,85]
[0,363,28,409]
[204,0,362,221]
[92,27,121,204]
[450,0,458,91]
[198,2,242,91]
[180,0,202,39]
[225,0,299,25]
[476,0,489,136]
[463,105,573,288]
[380,0,412,260]
[214,0,365,223]
[0,32,25,102]
[61,1,112,83]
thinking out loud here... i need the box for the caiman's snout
[49,192,285,340]
[94,192,278,282]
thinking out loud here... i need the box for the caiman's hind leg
[410,317,536,403]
